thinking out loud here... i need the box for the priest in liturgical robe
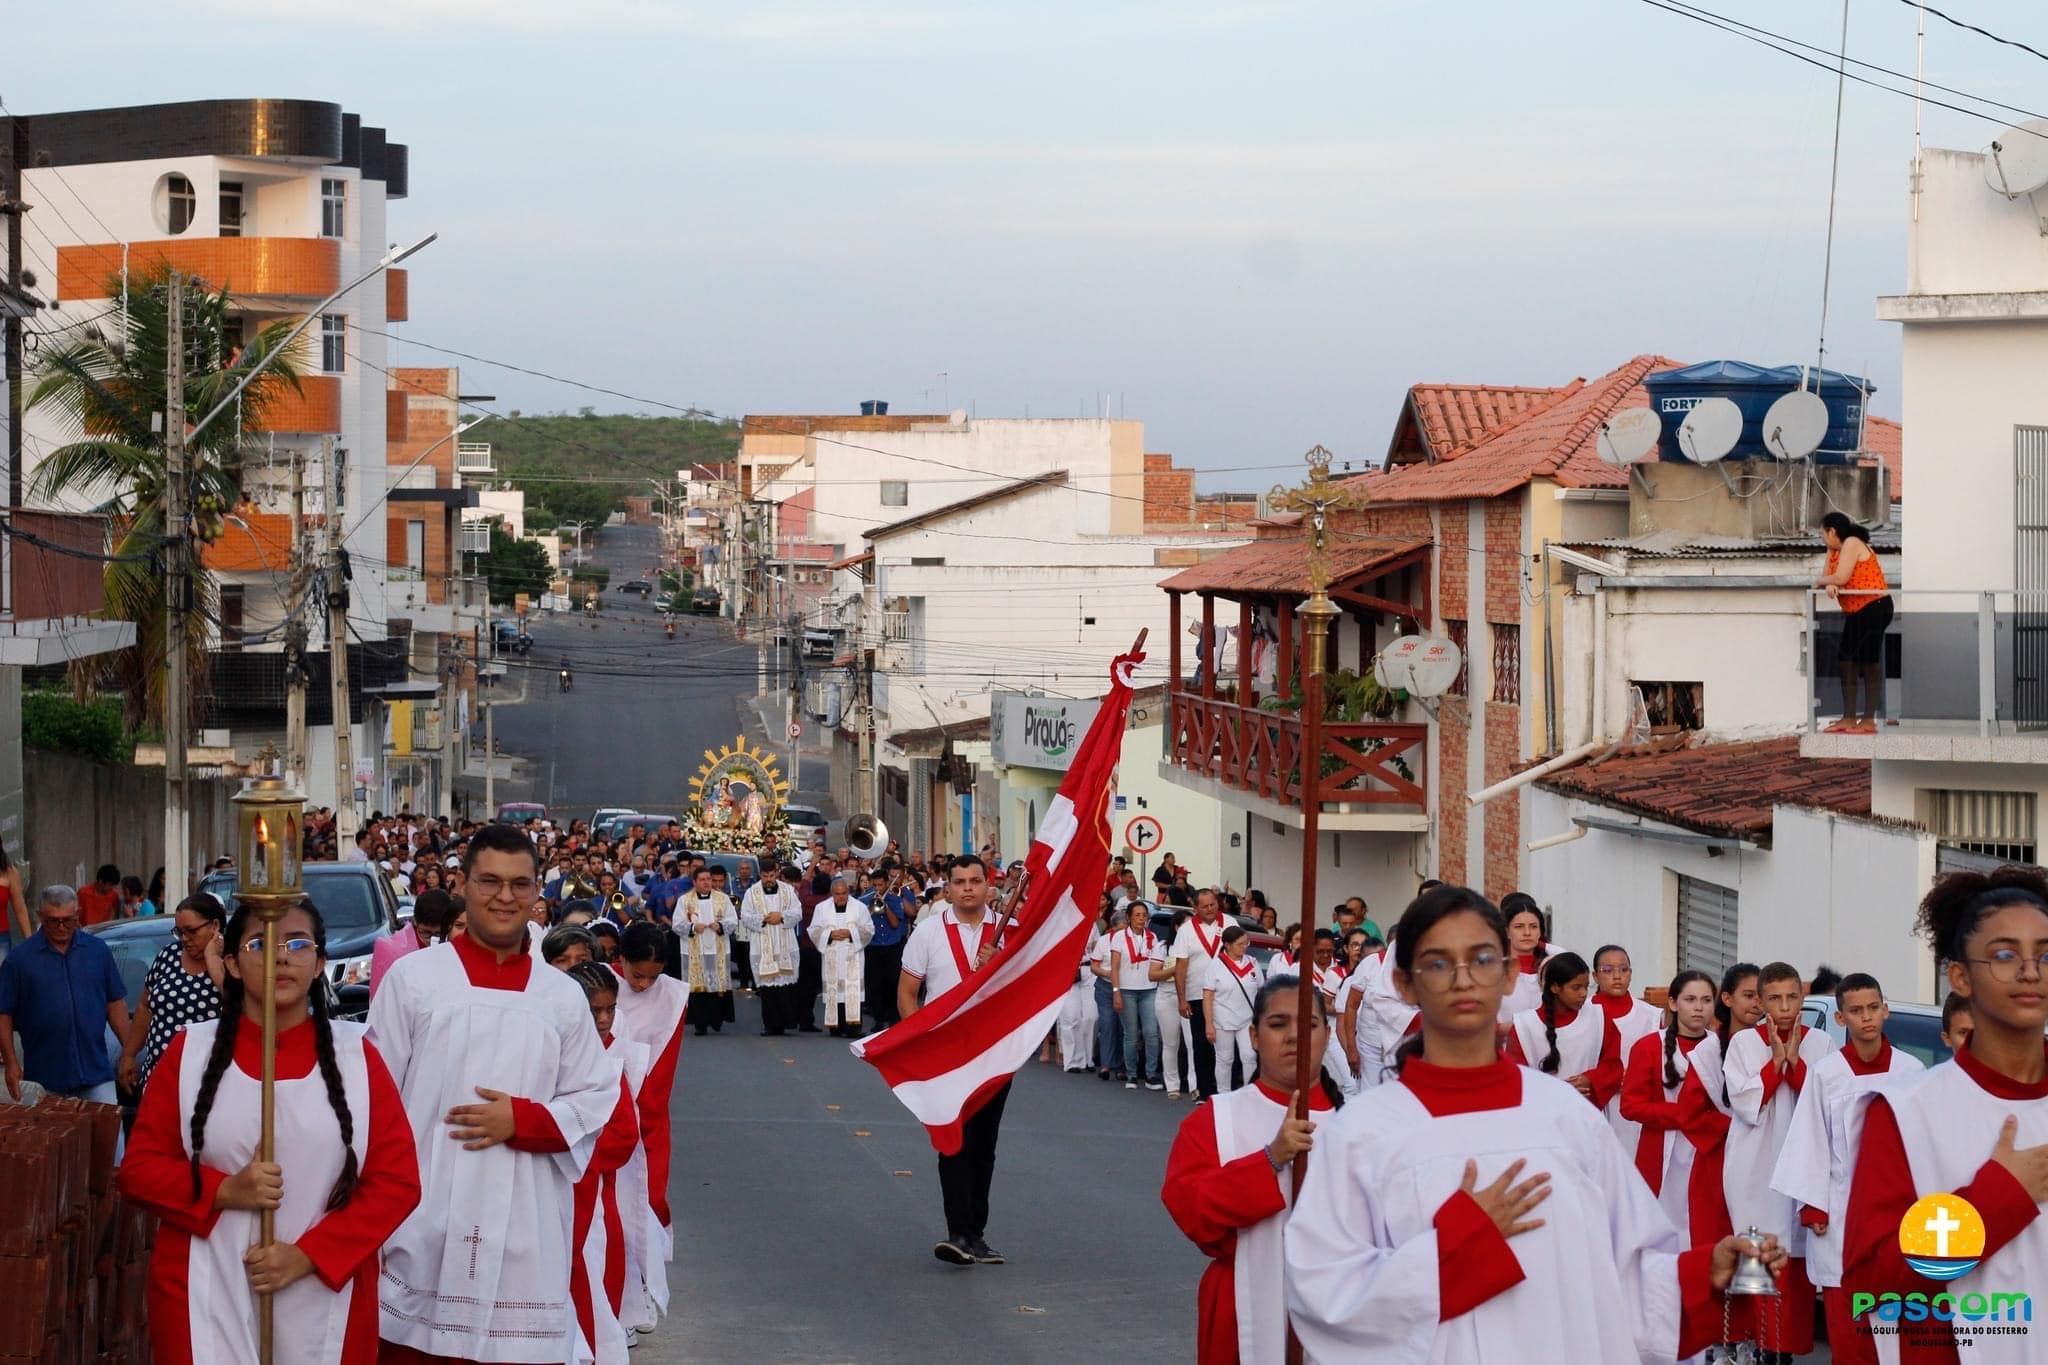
[678,867,738,1034]
[807,874,874,1038]
[369,824,621,1365]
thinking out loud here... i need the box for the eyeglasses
[172,921,217,940]
[473,875,540,900]
[242,935,319,960]
[1409,950,1508,990]
[1595,964,1632,976]
[39,913,79,929]
[1968,949,2048,983]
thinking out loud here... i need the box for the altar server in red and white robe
[1844,869,2048,1365]
[609,921,688,1330]
[561,962,643,1364]
[369,823,621,1365]
[1502,951,1624,1110]
[1162,970,1344,1364]
[1721,960,1834,1357]
[122,900,420,1365]
[1591,944,1666,1154]
[1283,885,1785,1365]
[1495,892,1561,1024]
[1675,962,1762,1250]
[1769,971,1923,1365]
[1620,971,1716,1235]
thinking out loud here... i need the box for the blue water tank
[1642,360,1872,464]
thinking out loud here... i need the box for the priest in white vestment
[370,826,621,1365]
[807,875,874,1038]
[741,863,804,1036]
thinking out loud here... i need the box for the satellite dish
[1985,119,2048,197]
[1677,397,1742,465]
[1762,389,1829,461]
[1596,407,1661,466]
[1378,636,1464,699]
[949,408,968,425]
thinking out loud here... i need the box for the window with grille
[219,586,245,653]
[161,174,196,235]
[219,180,244,237]
[321,178,347,239]
[321,315,346,373]
[1444,620,1469,697]
[880,480,909,507]
[1490,623,1520,704]
[1922,789,2037,863]
[1633,681,1704,732]
[1676,874,1739,978]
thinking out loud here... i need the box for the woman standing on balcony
[1817,512,1892,735]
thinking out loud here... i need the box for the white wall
[1247,820,1425,930]
[1525,789,1939,1001]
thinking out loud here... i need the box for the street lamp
[228,747,308,1365]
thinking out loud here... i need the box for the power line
[0,97,124,245]
[1902,0,2048,65]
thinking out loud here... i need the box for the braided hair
[1248,973,1346,1111]
[1535,951,1590,1075]
[1712,961,1760,1107]
[187,900,360,1212]
[1661,970,1715,1089]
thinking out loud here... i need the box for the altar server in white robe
[741,863,804,1036]
[1495,892,1561,1024]
[1721,960,1834,1359]
[608,922,687,1331]
[1284,884,1786,1365]
[809,874,875,1038]
[1588,944,1665,1155]
[1620,970,1716,1237]
[1843,868,2048,1365]
[1768,971,1922,1365]
[369,823,621,1365]
[1161,970,1344,1365]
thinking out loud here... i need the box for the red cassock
[610,969,686,1238]
[1619,1029,1703,1241]
[121,1018,421,1365]
[570,1059,640,1363]
[1161,1080,1333,1365]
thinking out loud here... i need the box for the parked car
[88,917,178,1014]
[692,851,764,888]
[491,619,532,655]
[197,862,403,1020]
[1141,905,1285,968]
[592,806,637,833]
[690,587,721,615]
[1801,993,1955,1068]
[496,802,548,826]
[782,804,829,847]
[618,579,654,597]
[598,813,679,843]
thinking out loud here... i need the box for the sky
[12,0,2048,488]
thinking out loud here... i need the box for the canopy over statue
[681,735,792,852]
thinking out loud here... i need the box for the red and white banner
[852,645,1144,1154]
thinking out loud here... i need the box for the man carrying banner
[860,636,1146,1274]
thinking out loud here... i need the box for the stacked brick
[0,1098,154,1364]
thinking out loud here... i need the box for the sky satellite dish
[1379,636,1464,699]
[1677,397,1742,465]
[1762,389,1829,461]
[1985,119,2048,197]
[949,408,969,424]
[1596,407,1661,466]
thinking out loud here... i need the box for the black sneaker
[933,1236,974,1266]
[966,1236,1005,1265]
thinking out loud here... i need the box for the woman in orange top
[1816,512,1893,734]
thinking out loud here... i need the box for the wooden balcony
[1168,690,1428,816]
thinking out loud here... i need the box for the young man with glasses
[369,822,621,1364]
[0,884,131,1101]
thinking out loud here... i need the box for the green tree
[27,265,306,729]
[483,524,553,606]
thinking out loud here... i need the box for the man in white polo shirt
[1170,887,1227,1100]
[897,854,1006,1269]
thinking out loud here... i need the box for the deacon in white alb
[808,874,875,1038]
[740,862,805,1036]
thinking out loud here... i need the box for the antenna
[1762,390,1829,461]
[1677,397,1742,465]
[1984,119,2048,198]
[1378,636,1464,699]
[1596,407,1661,466]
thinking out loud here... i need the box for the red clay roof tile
[1157,537,1430,596]
[1535,735,1870,845]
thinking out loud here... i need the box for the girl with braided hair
[557,959,642,1363]
[1843,866,2048,1365]
[1503,951,1624,1109]
[119,900,421,1364]
[1620,971,1714,1232]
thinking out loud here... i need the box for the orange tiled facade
[202,510,304,573]
[56,237,341,302]
[386,268,409,323]
[247,375,342,434]
[386,507,452,604]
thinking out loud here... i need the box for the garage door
[1676,874,1739,979]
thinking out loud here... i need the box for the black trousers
[865,940,905,1027]
[937,1079,1010,1239]
[796,942,823,1024]
[732,938,754,990]
[757,983,800,1033]
[1187,999,1218,1099]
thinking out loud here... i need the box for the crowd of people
[1159,872,2046,1365]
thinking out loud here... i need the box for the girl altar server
[121,901,420,1365]
[1283,885,1784,1364]
[1161,972,1345,1364]
[1620,971,1716,1234]
[1502,951,1624,1110]
[563,962,644,1364]
[1590,944,1666,1153]
[1843,868,2048,1364]
[608,922,687,1331]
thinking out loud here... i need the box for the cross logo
[461,1225,484,1281]
[1924,1205,1964,1259]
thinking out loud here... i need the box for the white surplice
[740,882,803,986]
[1767,1042,1922,1287]
[1723,1023,1835,1251]
[807,899,875,1026]
[1510,1004,1606,1080]
[1601,996,1666,1157]
[369,941,621,1364]
[1210,1084,1296,1365]
[1285,1067,1691,1365]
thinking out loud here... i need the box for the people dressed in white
[741,866,804,1037]
[1202,933,1265,1094]
[808,877,875,1036]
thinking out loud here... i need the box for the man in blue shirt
[864,860,917,1029]
[0,884,131,1101]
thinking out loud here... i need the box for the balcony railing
[460,522,491,554]
[456,443,495,474]
[1800,587,2048,736]
[1168,689,1429,813]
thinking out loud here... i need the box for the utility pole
[859,647,877,818]
[283,445,308,793]
[163,273,190,901]
[3,113,28,519]
[325,438,356,841]
[787,609,803,795]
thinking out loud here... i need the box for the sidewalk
[739,691,838,820]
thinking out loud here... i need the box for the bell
[1726,1226,1780,1298]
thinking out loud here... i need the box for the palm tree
[27,265,306,731]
